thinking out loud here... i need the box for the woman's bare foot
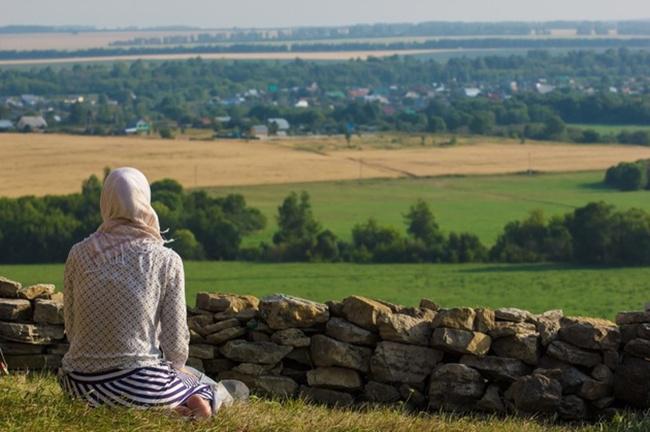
[185,394,212,419]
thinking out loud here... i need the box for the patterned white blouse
[62,238,189,373]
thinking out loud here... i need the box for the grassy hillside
[206,171,650,246]
[1,374,648,432]
[1,261,648,320]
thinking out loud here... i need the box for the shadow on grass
[458,263,600,274]
[577,181,614,191]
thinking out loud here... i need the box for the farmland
[3,133,650,198]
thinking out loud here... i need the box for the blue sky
[1,0,649,28]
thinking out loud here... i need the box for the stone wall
[1,274,650,421]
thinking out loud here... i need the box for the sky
[1,0,649,28]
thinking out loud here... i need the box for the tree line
[2,175,650,266]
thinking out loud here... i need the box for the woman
[59,167,231,419]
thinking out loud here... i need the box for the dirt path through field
[3,133,650,197]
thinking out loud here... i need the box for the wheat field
[3,133,650,197]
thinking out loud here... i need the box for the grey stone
[492,332,540,365]
[558,317,620,351]
[325,317,377,346]
[507,374,562,414]
[0,341,44,355]
[624,338,650,359]
[271,328,311,347]
[0,299,32,322]
[0,277,21,298]
[377,313,431,346]
[431,308,475,331]
[203,358,235,375]
[495,307,534,323]
[603,350,620,371]
[370,341,443,385]
[186,357,204,372]
[460,355,530,383]
[419,298,439,311]
[363,381,400,403]
[248,331,271,342]
[431,328,491,356]
[578,378,612,401]
[311,335,372,373]
[620,325,640,344]
[205,326,247,345]
[232,362,280,377]
[325,300,344,317]
[488,321,537,339]
[547,341,601,368]
[616,311,650,325]
[5,354,61,370]
[428,364,486,411]
[299,385,354,407]
[285,347,313,367]
[220,340,292,365]
[204,318,240,334]
[255,376,298,398]
[188,344,215,360]
[46,343,69,356]
[33,299,64,325]
[260,294,329,330]
[476,384,505,413]
[536,311,563,346]
[188,314,214,336]
[0,322,64,345]
[341,296,392,331]
[474,308,495,333]
[17,284,55,300]
[638,323,650,340]
[559,395,588,420]
[592,364,614,384]
[592,396,615,410]
[306,367,363,390]
[196,293,259,315]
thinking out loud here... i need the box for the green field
[1,261,647,320]
[569,123,650,134]
[206,171,650,247]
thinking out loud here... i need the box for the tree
[404,200,445,255]
[469,111,495,134]
[171,228,205,260]
[273,192,321,245]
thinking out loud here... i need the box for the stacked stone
[614,308,650,408]
[0,276,66,370]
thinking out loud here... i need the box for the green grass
[1,261,648,320]
[205,171,650,247]
[1,374,648,432]
[568,124,650,134]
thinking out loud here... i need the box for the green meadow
[206,170,650,246]
[1,261,648,320]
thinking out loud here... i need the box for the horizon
[2,0,650,29]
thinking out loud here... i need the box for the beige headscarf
[88,167,164,263]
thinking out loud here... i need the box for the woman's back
[62,237,188,373]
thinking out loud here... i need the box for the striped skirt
[58,364,215,410]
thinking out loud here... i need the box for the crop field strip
[3,133,650,197]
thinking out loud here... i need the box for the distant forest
[3,20,650,39]
[4,38,650,61]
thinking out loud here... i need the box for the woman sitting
[58,167,232,419]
